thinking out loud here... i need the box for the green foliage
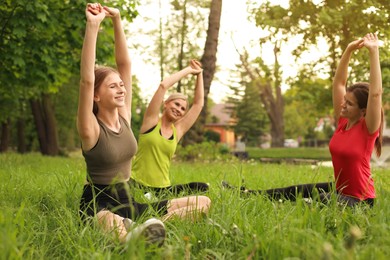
[248,0,390,141]
[1,153,390,258]
[0,0,140,151]
[204,130,220,143]
[143,0,209,94]
[175,141,234,161]
[249,0,390,78]
[130,77,147,140]
[53,77,80,151]
[284,70,333,139]
[230,81,269,146]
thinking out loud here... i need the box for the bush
[204,130,221,143]
[175,141,235,162]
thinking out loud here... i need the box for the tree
[156,0,209,90]
[185,0,222,145]
[283,66,332,142]
[236,43,285,147]
[250,0,390,76]
[248,0,390,143]
[229,79,269,147]
[0,0,139,154]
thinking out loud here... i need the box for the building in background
[204,103,236,148]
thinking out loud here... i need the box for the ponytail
[374,108,384,157]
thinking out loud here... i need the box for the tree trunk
[30,94,59,155]
[42,94,59,155]
[176,0,187,93]
[17,118,27,153]
[183,0,222,146]
[258,82,284,147]
[0,119,10,152]
[239,43,285,147]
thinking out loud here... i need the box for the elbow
[193,100,204,109]
[80,78,94,87]
[159,82,169,91]
[370,89,382,99]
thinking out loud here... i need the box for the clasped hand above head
[189,59,203,75]
[86,3,120,21]
[347,33,379,52]
[363,33,379,51]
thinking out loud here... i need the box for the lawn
[246,147,332,160]
[1,151,389,259]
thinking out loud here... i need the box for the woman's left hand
[363,33,379,51]
[189,59,202,75]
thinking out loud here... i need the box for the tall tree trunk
[270,42,284,147]
[158,0,164,81]
[239,42,285,147]
[258,82,284,147]
[42,94,59,155]
[31,98,48,154]
[183,0,222,146]
[17,118,27,153]
[176,0,187,93]
[0,119,11,152]
[30,94,59,155]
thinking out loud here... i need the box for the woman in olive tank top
[78,3,211,245]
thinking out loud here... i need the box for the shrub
[175,141,235,162]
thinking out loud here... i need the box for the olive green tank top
[82,116,137,185]
[131,121,177,188]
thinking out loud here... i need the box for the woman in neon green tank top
[131,60,209,197]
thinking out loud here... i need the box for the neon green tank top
[131,121,177,187]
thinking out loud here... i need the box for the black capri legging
[250,182,374,207]
[130,179,209,197]
[79,182,169,221]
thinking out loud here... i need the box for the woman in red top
[223,33,383,207]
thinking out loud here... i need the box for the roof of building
[207,103,235,126]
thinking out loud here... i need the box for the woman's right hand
[86,3,106,23]
[346,37,365,52]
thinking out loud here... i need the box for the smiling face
[163,98,188,122]
[340,91,365,121]
[94,71,126,112]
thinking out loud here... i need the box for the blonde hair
[165,93,188,102]
[164,93,189,110]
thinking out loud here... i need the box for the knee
[198,195,211,210]
[96,210,115,228]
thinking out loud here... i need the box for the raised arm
[77,3,105,151]
[332,38,364,121]
[104,6,132,123]
[175,60,204,140]
[363,33,382,134]
[140,60,202,133]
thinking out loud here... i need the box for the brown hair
[347,82,383,157]
[93,66,119,114]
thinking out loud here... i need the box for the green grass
[1,152,389,259]
[247,147,332,160]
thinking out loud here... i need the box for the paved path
[371,145,390,168]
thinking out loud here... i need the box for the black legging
[130,179,209,197]
[223,181,374,207]
[260,182,333,201]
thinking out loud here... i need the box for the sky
[128,0,326,104]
